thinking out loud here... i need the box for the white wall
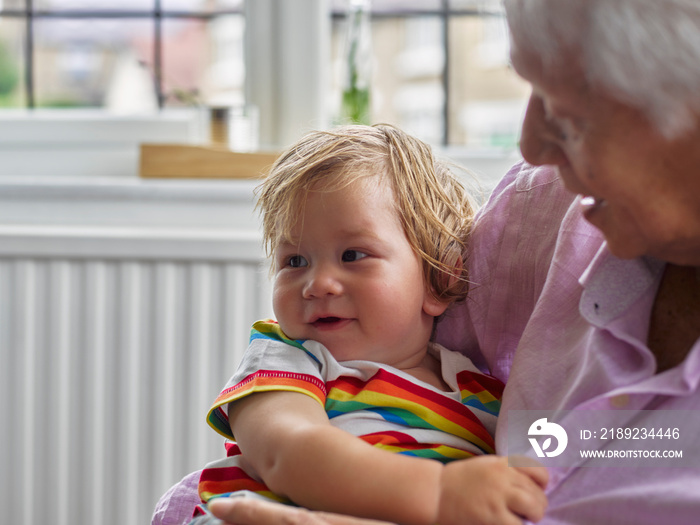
[0,175,274,525]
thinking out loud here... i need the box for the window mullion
[25,0,35,108]
[441,0,450,146]
[154,0,164,109]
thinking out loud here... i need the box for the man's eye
[287,255,308,268]
[543,105,584,141]
[341,250,368,262]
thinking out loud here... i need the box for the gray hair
[504,0,700,138]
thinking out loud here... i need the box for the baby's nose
[302,264,343,298]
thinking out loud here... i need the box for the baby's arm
[229,391,547,525]
[229,390,442,525]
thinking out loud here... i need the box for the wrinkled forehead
[509,34,588,97]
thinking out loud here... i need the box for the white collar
[578,243,665,326]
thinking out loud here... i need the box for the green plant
[341,0,371,125]
[0,40,19,103]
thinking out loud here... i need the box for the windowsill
[0,174,259,201]
[0,175,260,230]
[0,108,205,143]
[0,109,206,178]
[0,109,520,174]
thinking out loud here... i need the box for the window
[0,0,528,156]
[330,0,529,149]
[0,0,244,111]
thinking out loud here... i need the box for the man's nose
[302,263,343,299]
[519,92,568,167]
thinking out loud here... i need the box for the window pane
[34,18,156,110]
[331,0,442,15]
[448,15,529,148]
[449,0,504,14]
[1,0,26,10]
[161,0,243,11]
[368,0,442,13]
[34,0,153,10]
[0,18,26,107]
[333,14,445,145]
[162,14,244,107]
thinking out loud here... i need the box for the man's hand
[208,498,393,525]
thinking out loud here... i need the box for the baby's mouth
[315,317,341,324]
[310,317,352,330]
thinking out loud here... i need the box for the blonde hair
[255,124,476,304]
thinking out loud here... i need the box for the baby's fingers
[506,467,548,522]
[511,455,549,489]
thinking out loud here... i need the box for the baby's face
[271,176,447,366]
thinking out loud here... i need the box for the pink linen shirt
[438,161,700,524]
[152,161,700,525]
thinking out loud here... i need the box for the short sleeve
[206,320,328,440]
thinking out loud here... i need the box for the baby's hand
[437,455,548,525]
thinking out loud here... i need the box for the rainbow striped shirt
[199,320,504,507]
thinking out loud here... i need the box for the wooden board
[139,143,279,179]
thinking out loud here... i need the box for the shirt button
[610,394,630,408]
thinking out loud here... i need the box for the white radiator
[0,224,271,525]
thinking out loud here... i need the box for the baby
[193,124,547,525]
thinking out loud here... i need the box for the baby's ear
[423,247,464,317]
[423,292,450,317]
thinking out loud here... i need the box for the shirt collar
[578,243,665,327]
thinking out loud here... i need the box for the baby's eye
[287,255,308,268]
[341,250,368,263]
